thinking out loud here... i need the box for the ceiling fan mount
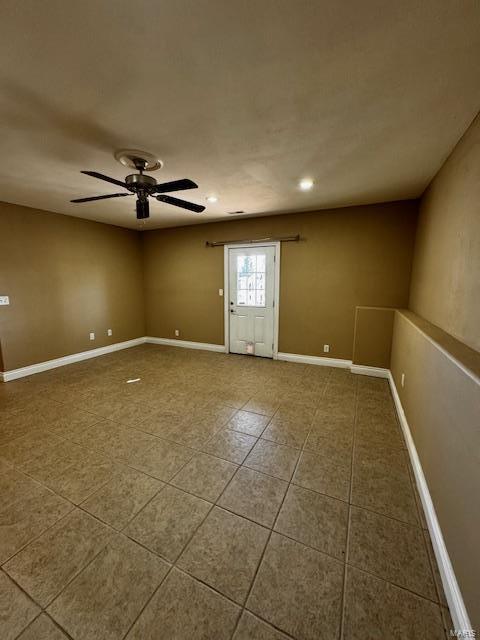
[114,148,163,172]
[70,149,205,220]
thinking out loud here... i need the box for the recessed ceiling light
[299,178,314,191]
[206,195,218,203]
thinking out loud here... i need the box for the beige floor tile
[48,535,170,640]
[0,481,73,563]
[308,417,354,448]
[81,467,163,529]
[0,431,60,467]
[227,410,271,437]
[244,440,299,481]
[0,412,42,446]
[126,568,240,640]
[171,452,238,502]
[4,509,113,607]
[242,395,281,417]
[351,451,419,525]
[303,432,352,469]
[128,436,195,481]
[348,506,436,600]
[355,409,405,449]
[293,451,351,501]
[20,439,87,483]
[44,455,119,504]
[343,566,445,640]
[247,532,344,640]
[233,611,291,639]
[124,485,211,561]
[202,430,257,464]
[178,506,269,604]
[0,571,40,640]
[218,467,288,527]
[275,485,348,560]
[17,614,69,640]
[0,466,49,509]
[261,418,311,449]
[137,410,205,447]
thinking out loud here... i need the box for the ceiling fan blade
[156,194,205,213]
[81,170,127,189]
[70,193,133,203]
[154,178,198,193]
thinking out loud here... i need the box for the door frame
[223,241,281,358]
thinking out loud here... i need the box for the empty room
[0,2,479,639]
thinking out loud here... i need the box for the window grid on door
[236,254,266,307]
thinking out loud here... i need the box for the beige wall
[0,202,145,371]
[409,113,480,352]
[396,114,480,629]
[391,311,480,630]
[352,306,395,368]
[143,201,418,359]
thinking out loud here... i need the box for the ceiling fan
[70,149,205,220]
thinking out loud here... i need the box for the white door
[228,245,276,357]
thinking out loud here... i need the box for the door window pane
[236,252,267,307]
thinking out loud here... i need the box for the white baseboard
[277,352,352,368]
[145,336,226,353]
[350,364,390,378]
[388,371,471,634]
[1,337,147,382]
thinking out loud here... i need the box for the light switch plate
[0,296,10,305]
[218,288,224,296]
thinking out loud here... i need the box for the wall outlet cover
[107,329,113,336]
[89,332,95,341]
[175,329,180,337]
[0,295,10,305]
[323,344,330,353]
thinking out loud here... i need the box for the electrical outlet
[107,329,113,337]
[323,344,330,353]
[218,288,224,296]
[0,295,10,306]
[175,329,180,337]
[89,332,95,341]
[401,373,405,388]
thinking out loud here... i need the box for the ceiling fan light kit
[70,149,205,220]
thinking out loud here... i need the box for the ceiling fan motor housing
[125,174,157,191]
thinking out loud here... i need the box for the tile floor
[0,344,453,639]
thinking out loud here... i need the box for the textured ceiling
[0,0,479,229]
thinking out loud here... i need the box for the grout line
[338,375,359,640]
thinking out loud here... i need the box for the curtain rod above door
[205,234,300,247]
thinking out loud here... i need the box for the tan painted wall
[409,113,480,352]
[143,201,418,359]
[391,311,480,630]
[352,306,395,368]
[0,202,145,371]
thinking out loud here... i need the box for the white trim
[350,364,390,378]
[145,337,226,352]
[277,352,352,368]
[1,337,147,382]
[223,241,280,359]
[388,371,472,634]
